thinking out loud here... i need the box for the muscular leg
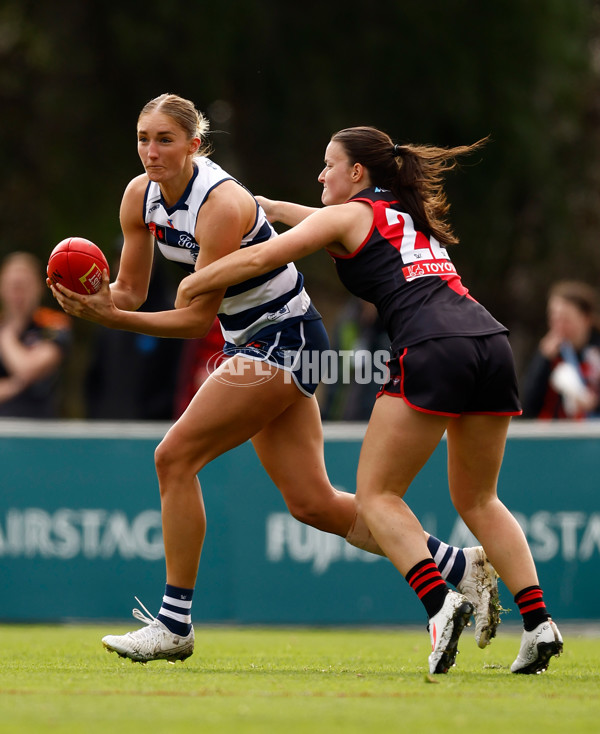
[154,356,303,587]
[251,394,357,537]
[446,414,539,594]
[252,391,482,569]
[157,358,490,589]
[355,395,449,575]
[446,415,563,673]
[105,358,490,665]
[101,357,311,662]
[354,395,477,675]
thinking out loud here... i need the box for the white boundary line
[0,418,600,441]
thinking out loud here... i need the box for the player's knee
[154,440,173,480]
[451,492,495,521]
[154,433,212,489]
[286,498,326,528]
[154,437,188,483]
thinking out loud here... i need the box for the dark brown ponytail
[331,127,487,246]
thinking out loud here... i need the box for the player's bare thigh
[446,414,511,507]
[251,393,349,511]
[357,395,449,499]
[159,355,305,473]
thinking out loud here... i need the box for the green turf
[0,624,597,734]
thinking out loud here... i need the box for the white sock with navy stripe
[157,584,194,637]
[426,535,466,588]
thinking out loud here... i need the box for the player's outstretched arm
[175,203,356,309]
[256,196,319,227]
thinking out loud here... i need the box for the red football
[47,237,109,295]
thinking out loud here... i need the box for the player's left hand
[48,270,117,326]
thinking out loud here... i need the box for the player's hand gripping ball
[47,237,109,295]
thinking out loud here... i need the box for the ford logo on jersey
[266,305,290,321]
[178,234,194,249]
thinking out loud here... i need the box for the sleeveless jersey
[329,188,506,353]
[143,157,314,345]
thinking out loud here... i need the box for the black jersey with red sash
[328,188,506,353]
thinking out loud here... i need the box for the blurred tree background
[1,0,599,416]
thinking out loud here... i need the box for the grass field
[0,624,598,734]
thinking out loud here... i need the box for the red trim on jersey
[463,409,524,416]
[325,199,376,260]
[336,196,476,302]
[447,274,474,299]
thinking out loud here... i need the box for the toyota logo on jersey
[403,260,457,282]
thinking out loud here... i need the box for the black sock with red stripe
[406,558,449,618]
[514,585,550,631]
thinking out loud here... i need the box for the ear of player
[47,237,109,295]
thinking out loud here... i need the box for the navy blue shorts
[223,318,330,396]
[377,333,522,416]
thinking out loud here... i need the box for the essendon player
[176,126,563,676]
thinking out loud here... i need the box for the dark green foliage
[1,0,598,387]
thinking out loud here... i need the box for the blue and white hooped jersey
[143,156,312,345]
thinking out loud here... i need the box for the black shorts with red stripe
[377,333,522,417]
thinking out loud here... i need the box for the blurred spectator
[0,251,71,418]
[521,280,600,419]
[322,299,390,421]
[173,318,225,419]
[85,250,184,420]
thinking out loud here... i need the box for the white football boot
[102,598,194,663]
[511,619,563,674]
[428,590,474,674]
[456,546,501,648]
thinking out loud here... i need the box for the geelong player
[50,95,500,669]
[175,126,564,675]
